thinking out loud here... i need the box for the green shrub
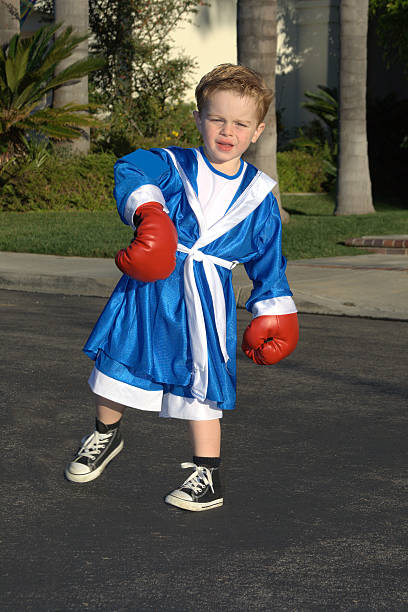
[1,145,329,213]
[91,100,202,158]
[0,152,116,212]
[277,150,327,192]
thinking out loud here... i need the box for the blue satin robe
[83,147,292,411]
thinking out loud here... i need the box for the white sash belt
[177,242,238,402]
[164,147,277,402]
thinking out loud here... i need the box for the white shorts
[88,367,223,421]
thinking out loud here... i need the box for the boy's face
[193,89,265,174]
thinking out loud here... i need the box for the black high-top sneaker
[164,462,223,511]
[64,419,123,483]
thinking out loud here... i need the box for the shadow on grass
[374,194,408,212]
[282,193,335,217]
[283,208,308,216]
[283,192,406,217]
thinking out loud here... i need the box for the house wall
[23,2,408,135]
[172,0,340,136]
[277,0,339,137]
[171,0,238,95]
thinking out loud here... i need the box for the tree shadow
[194,0,236,32]
[276,2,340,143]
[283,208,308,216]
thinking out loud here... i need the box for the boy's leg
[96,394,126,424]
[165,418,223,511]
[65,394,125,483]
[188,418,221,457]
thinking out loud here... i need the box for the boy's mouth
[216,141,234,152]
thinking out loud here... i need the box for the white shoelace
[179,462,214,494]
[77,430,113,461]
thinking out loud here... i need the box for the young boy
[64,64,299,512]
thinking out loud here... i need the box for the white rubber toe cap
[166,489,192,502]
[66,462,91,475]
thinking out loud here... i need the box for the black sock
[95,417,121,434]
[193,456,221,469]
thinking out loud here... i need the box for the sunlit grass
[0,195,406,260]
[281,194,408,259]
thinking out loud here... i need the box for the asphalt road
[1,289,407,612]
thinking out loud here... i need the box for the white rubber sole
[64,439,124,483]
[164,493,224,512]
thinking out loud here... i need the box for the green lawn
[0,194,406,260]
[281,193,408,259]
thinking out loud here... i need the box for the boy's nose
[220,122,233,136]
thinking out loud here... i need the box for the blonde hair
[195,63,273,124]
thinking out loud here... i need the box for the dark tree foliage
[33,1,201,102]
[31,1,202,139]
[89,1,201,102]
[369,0,408,72]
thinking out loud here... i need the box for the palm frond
[302,86,338,129]
[0,23,105,154]
[19,119,85,140]
[46,57,105,92]
[5,45,31,94]
[15,106,105,137]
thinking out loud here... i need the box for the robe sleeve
[244,194,297,318]
[113,148,179,229]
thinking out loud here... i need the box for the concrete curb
[233,255,408,321]
[1,251,407,320]
[0,252,120,298]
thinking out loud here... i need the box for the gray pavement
[0,250,407,320]
[1,289,407,611]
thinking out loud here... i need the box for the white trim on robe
[252,296,297,317]
[88,367,163,411]
[160,394,222,420]
[165,148,277,247]
[124,184,168,228]
[88,367,223,420]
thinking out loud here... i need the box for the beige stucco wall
[171,0,238,101]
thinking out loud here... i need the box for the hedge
[0,149,327,212]
[1,153,116,212]
[277,150,327,193]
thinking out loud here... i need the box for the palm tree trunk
[0,0,20,47]
[53,0,90,154]
[237,0,288,223]
[335,0,374,215]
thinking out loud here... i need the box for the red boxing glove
[242,313,299,365]
[115,202,178,282]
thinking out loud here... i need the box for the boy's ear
[251,122,265,143]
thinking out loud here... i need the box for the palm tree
[54,0,90,153]
[335,0,375,215]
[0,23,104,168]
[237,0,289,222]
[0,0,20,47]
